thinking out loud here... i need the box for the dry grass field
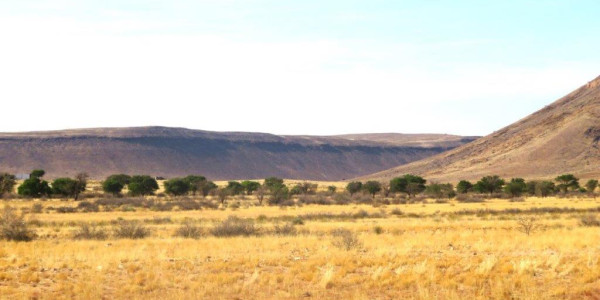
[1,192,600,299]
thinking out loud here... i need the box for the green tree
[290,182,318,195]
[183,175,206,195]
[199,181,218,198]
[555,174,579,193]
[585,179,598,197]
[362,181,382,198]
[226,181,244,195]
[504,178,527,197]
[102,178,125,196]
[327,185,337,194]
[217,188,229,204]
[17,170,51,198]
[127,175,159,196]
[241,180,261,195]
[107,174,131,185]
[390,174,426,198]
[538,181,556,197]
[456,180,473,194]
[30,169,45,178]
[0,173,17,197]
[73,173,88,200]
[52,177,86,199]
[164,178,191,196]
[473,176,505,195]
[268,185,290,205]
[264,177,285,191]
[425,183,455,199]
[345,181,363,196]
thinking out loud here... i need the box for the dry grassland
[0,196,599,299]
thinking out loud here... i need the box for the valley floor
[1,197,599,299]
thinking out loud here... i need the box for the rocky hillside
[364,75,600,182]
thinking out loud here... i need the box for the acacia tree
[390,175,426,198]
[164,178,190,196]
[226,181,244,195]
[73,173,88,200]
[585,179,598,198]
[555,174,579,193]
[456,180,473,194]
[241,180,261,195]
[217,188,229,204]
[362,181,381,198]
[255,185,267,205]
[346,181,362,196]
[102,174,131,196]
[0,173,16,197]
[199,180,218,198]
[504,178,526,198]
[183,175,206,195]
[17,170,51,198]
[127,175,159,196]
[473,176,505,195]
[425,183,455,199]
[52,178,83,200]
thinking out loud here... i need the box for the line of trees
[1,170,598,202]
[346,173,597,199]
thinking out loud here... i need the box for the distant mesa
[0,127,477,180]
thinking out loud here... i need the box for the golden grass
[1,197,599,299]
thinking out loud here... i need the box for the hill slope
[0,127,476,180]
[364,75,600,182]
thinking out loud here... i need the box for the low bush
[390,208,404,216]
[113,220,150,239]
[77,201,99,212]
[0,206,35,241]
[211,216,257,237]
[291,216,304,225]
[31,203,43,214]
[331,228,362,251]
[273,223,297,236]
[56,206,77,213]
[175,221,202,239]
[73,223,108,240]
[455,194,486,203]
[580,214,600,227]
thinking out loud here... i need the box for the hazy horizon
[1,1,599,136]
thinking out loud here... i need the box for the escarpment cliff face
[0,127,475,180]
[364,75,600,182]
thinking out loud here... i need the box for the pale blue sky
[1,1,599,135]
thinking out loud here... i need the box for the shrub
[211,216,257,237]
[331,228,362,251]
[291,216,305,225]
[175,221,202,239]
[73,223,108,240]
[580,215,600,227]
[352,209,370,219]
[113,220,150,239]
[390,208,403,216]
[516,217,540,236]
[77,201,99,212]
[31,203,43,214]
[455,194,486,203]
[273,223,297,236]
[56,206,77,213]
[0,206,35,241]
[373,226,384,235]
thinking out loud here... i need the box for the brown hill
[363,75,600,182]
[0,127,476,180]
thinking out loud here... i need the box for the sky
[1,0,599,136]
